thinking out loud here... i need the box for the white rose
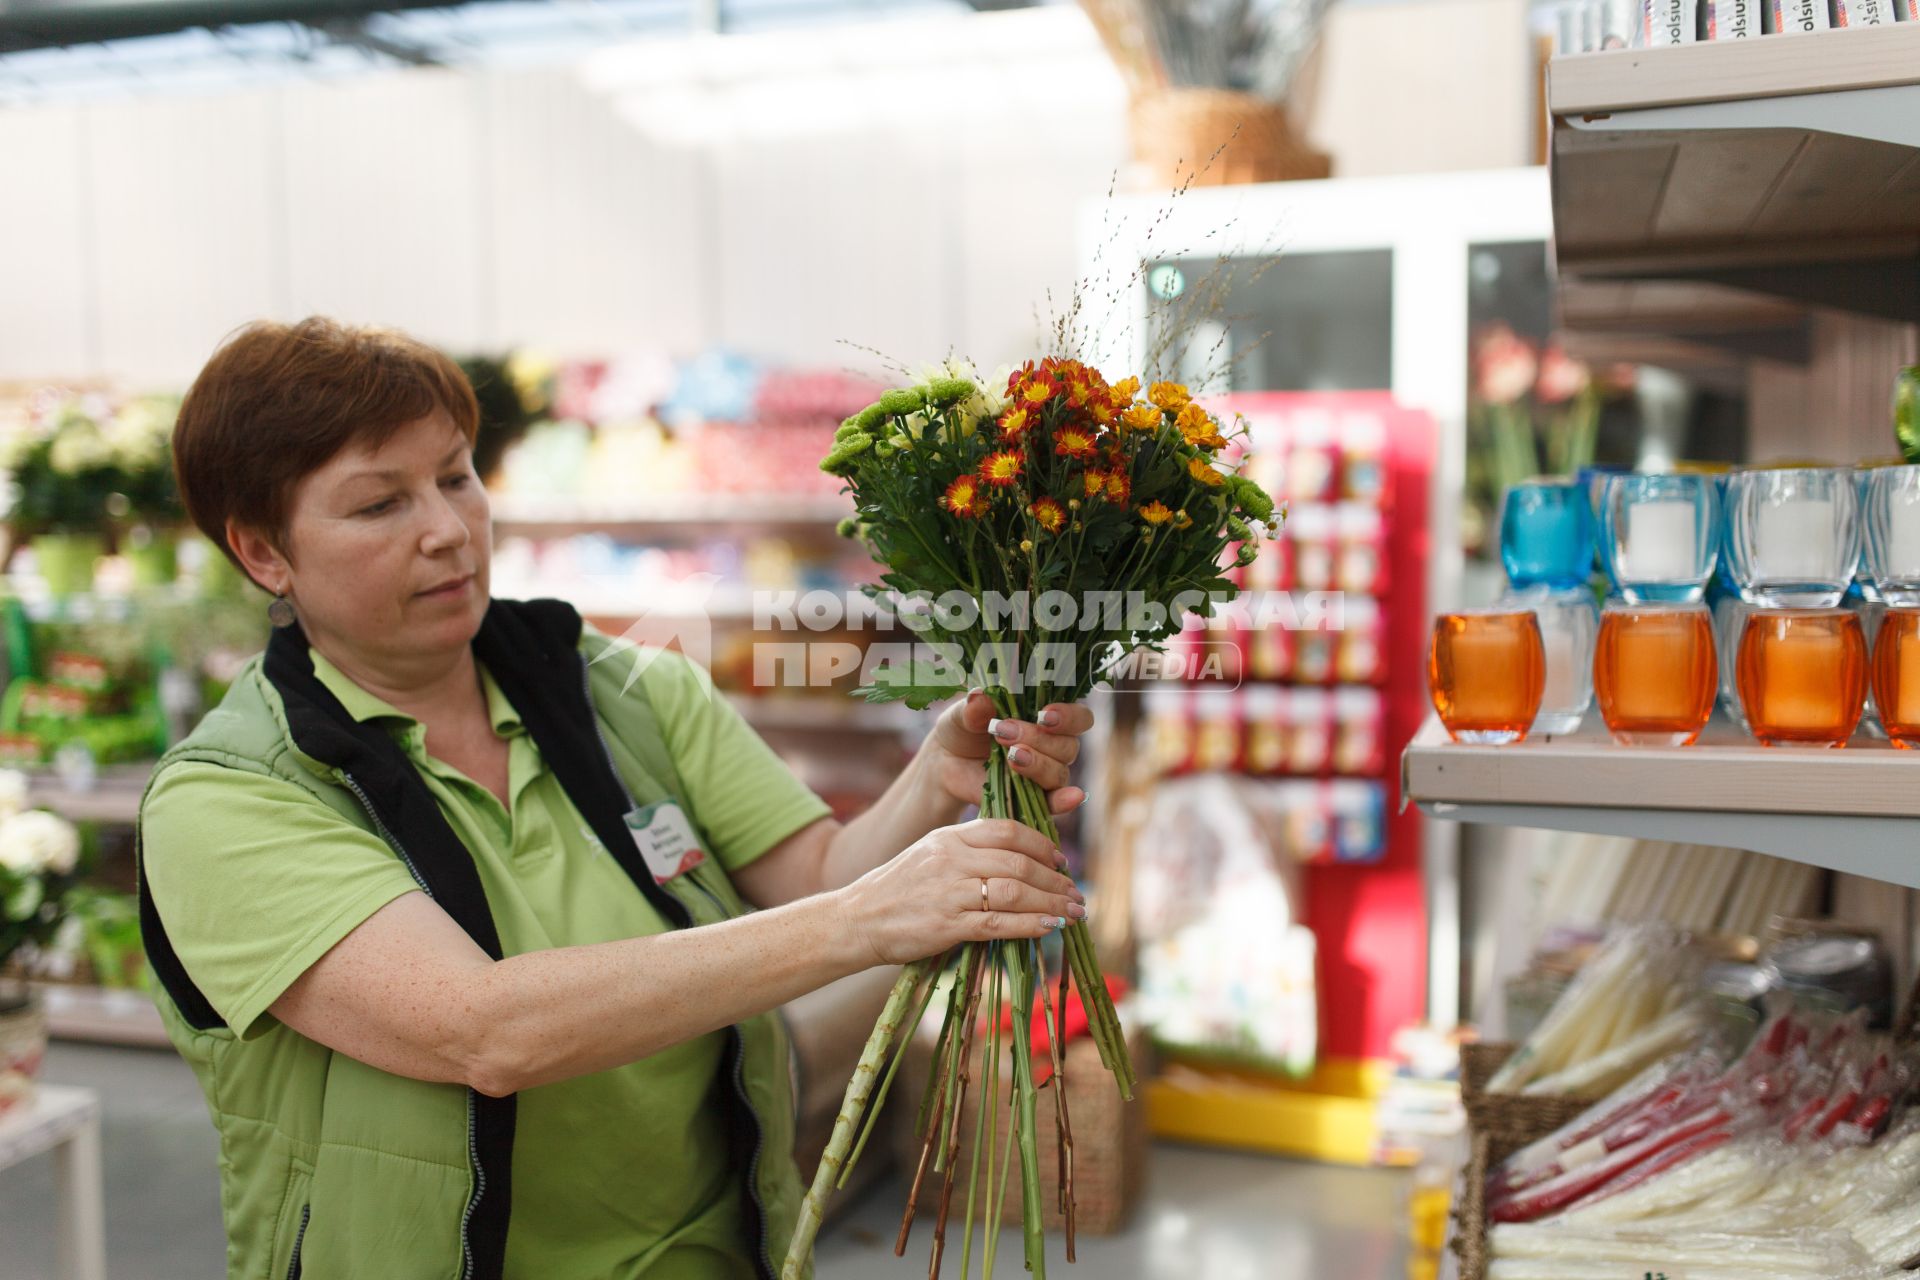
[0,771,28,820]
[0,810,81,876]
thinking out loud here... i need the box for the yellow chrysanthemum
[941,474,989,518]
[1175,402,1228,450]
[1110,376,1141,402]
[998,405,1034,439]
[1188,456,1227,488]
[1140,500,1173,525]
[1120,404,1162,434]
[1083,469,1111,499]
[1028,497,1067,533]
[1054,426,1098,460]
[1147,381,1191,413]
[981,450,1025,487]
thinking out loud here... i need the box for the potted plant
[0,772,84,1115]
[4,398,121,597]
[104,395,184,587]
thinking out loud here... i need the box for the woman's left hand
[926,690,1095,816]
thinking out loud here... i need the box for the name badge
[625,801,708,884]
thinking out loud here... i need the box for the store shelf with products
[1547,25,1920,321]
[490,493,855,538]
[1403,714,1920,889]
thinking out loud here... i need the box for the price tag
[624,801,708,884]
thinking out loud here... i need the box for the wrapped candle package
[1483,1002,1920,1279]
[1488,927,1711,1100]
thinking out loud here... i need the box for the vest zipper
[285,1203,310,1279]
[339,771,482,1280]
[579,656,775,1280]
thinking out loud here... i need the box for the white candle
[1623,500,1698,581]
[1888,495,1920,574]
[1755,498,1834,582]
[1540,627,1578,710]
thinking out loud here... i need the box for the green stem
[1006,941,1048,1278]
[840,960,942,1187]
[783,957,932,1278]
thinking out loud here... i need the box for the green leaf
[6,875,45,922]
[854,655,968,710]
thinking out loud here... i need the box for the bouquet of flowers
[783,356,1278,1277]
[0,772,85,987]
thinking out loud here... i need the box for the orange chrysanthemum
[1188,456,1227,487]
[1104,471,1132,506]
[981,450,1025,487]
[1120,403,1162,434]
[1054,426,1098,460]
[1087,398,1117,427]
[1176,402,1228,450]
[1147,381,1191,413]
[1065,377,1095,409]
[998,405,1034,439]
[1110,376,1141,402]
[1028,497,1067,533]
[1139,500,1174,525]
[1083,469,1111,499]
[941,474,988,518]
[1017,375,1058,409]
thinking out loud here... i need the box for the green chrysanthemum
[1234,542,1260,567]
[1230,475,1276,524]
[821,432,874,475]
[876,387,926,417]
[922,377,974,408]
[852,403,889,432]
[835,516,861,539]
[1226,515,1252,542]
[835,418,867,442]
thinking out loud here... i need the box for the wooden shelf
[491,494,852,537]
[1547,26,1920,320]
[36,983,169,1048]
[1402,715,1920,889]
[22,764,150,826]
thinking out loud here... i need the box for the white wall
[0,0,1536,387]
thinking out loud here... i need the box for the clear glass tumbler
[1724,467,1860,608]
[1504,587,1597,736]
[1601,473,1720,604]
[1861,464,1920,606]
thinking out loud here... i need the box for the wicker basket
[1127,89,1331,189]
[1452,1043,1603,1280]
[1460,1042,1599,1145]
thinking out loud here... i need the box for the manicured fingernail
[1067,902,1088,920]
[988,718,1018,741]
[1046,917,1067,931]
[1054,853,1070,871]
[1012,746,1036,767]
[1039,709,1061,727]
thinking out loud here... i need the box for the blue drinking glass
[1500,479,1595,591]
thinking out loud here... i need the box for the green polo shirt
[141,644,832,1279]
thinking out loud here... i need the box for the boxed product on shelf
[1141,684,1386,780]
[1772,0,1831,30]
[1707,0,1760,36]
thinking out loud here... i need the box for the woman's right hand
[835,818,1087,967]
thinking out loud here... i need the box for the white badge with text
[625,801,708,884]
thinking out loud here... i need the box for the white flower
[105,399,174,472]
[0,771,28,820]
[49,421,114,476]
[0,810,80,876]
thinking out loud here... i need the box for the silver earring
[267,595,296,628]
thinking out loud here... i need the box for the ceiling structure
[0,0,1035,105]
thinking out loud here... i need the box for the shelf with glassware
[1547,25,1920,322]
[1406,461,1920,889]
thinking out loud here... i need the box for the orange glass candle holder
[1736,607,1867,747]
[1428,610,1545,745]
[1870,607,1920,747]
[1594,601,1717,747]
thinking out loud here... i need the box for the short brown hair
[173,317,479,568]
